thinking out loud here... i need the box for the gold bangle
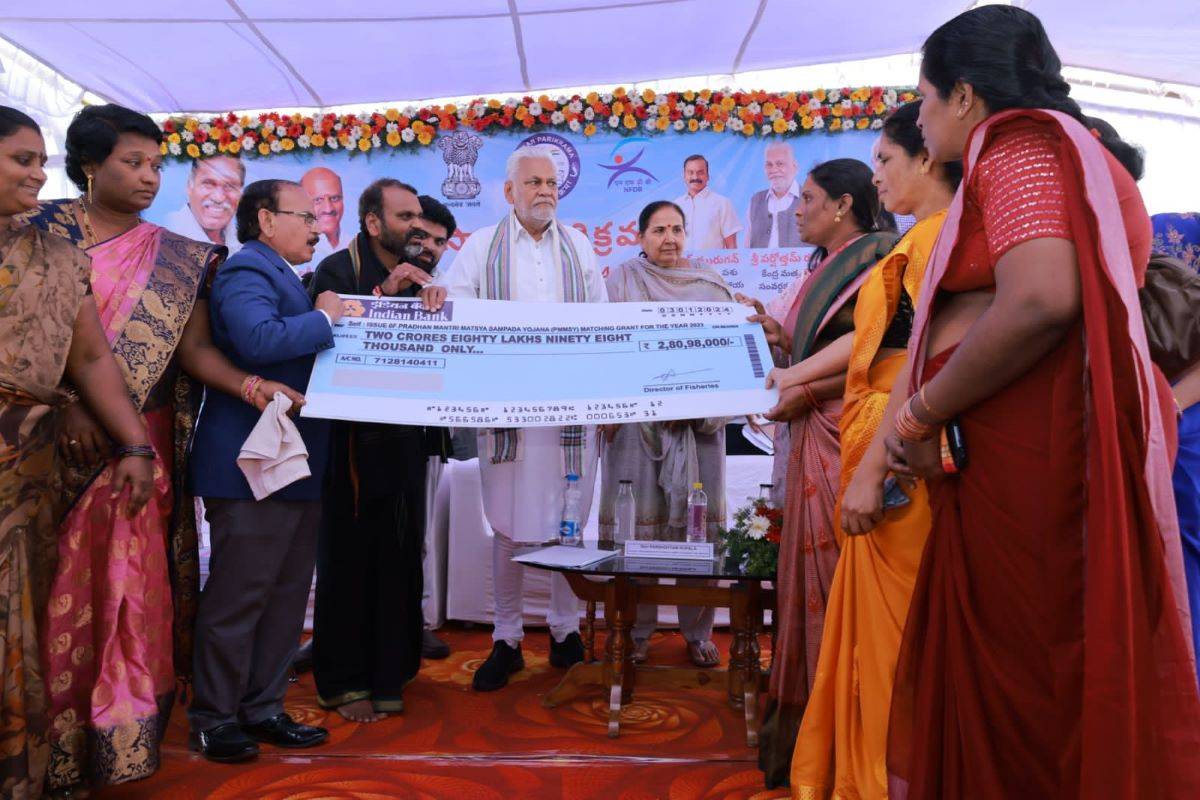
[918,384,948,423]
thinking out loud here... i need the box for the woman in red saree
[750,160,898,787]
[27,104,301,795]
[885,6,1200,798]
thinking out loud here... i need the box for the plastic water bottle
[686,481,708,543]
[612,480,635,548]
[559,474,582,546]
[759,483,774,503]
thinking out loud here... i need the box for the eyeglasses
[274,209,318,226]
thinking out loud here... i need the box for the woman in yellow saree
[779,102,960,799]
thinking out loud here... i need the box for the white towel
[237,392,311,501]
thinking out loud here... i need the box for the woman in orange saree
[26,104,300,794]
[885,7,1200,798]
[752,160,898,788]
[787,101,958,800]
[0,107,154,799]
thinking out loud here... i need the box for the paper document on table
[301,296,778,427]
[512,546,617,569]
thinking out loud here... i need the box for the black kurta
[307,236,448,709]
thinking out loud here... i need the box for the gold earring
[85,173,93,204]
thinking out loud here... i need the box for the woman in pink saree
[27,104,301,794]
[747,159,898,787]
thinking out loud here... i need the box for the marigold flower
[167,132,181,145]
[159,142,169,155]
[623,114,637,129]
[641,88,656,104]
[614,87,627,98]
[310,133,325,147]
[857,118,870,130]
[712,121,725,133]
[830,118,842,131]
[612,101,624,115]
[417,131,433,145]
[772,118,788,134]
[386,130,401,146]
[583,123,596,136]
[227,140,241,155]
[814,89,827,102]
[385,108,400,122]
[801,115,814,130]
[257,142,270,155]
[186,143,200,158]
[281,138,295,150]
[687,119,699,132]
[683,90,696,102]
[655,116,669,131]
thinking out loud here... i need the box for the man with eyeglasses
[300,180,456,723]
[422,146,606,692]
[187,179,344,763]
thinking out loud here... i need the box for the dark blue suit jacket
[189,240,334,501]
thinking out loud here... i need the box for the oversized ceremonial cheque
[300,297,778,427]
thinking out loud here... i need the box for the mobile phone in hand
[882,476,911,510]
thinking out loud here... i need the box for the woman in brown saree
[0,106,154,799]
[25,104,301,795]
[750,159,898,787]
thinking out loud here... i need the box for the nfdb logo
[598,138,657,192]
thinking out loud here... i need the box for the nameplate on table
[300,296,777,427]
[623,540,715,561]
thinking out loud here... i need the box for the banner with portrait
[146,126,883,304]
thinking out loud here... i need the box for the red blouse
[942,121,1151,292]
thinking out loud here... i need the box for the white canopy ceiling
[1,1,1196,113]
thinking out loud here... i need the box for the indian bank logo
[598,137,658,191]
[516,133,581,199]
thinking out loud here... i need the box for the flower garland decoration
[157,86,917,161]
[718,496,782,577]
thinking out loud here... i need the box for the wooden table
[520,550,775,746]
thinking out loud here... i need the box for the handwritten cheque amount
[301,296,778,427]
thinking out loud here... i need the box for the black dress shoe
[422,629,451,660]
[549,631,585,669]
[472,641,524,691]
[242,713,328,749]
[190,723,259,763]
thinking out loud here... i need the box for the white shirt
[438,211,606,542]
[163,203,240,256]
[673,187,742,251]
[747,180,801,248]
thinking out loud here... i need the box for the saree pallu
[888,111,1200,799]
[0,226,91,798]
[26,202,218,791]
[759,231,898,789]
[792,213,944,800]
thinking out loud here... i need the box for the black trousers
[189,498,320,732]
[312,425,427,709]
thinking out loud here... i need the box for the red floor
[96,626,790,800]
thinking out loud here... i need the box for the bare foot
[687,639,721,668]
[336,698,384,723]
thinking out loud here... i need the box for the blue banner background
[146,128,879,301]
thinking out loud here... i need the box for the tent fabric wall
[1,1,1196,113]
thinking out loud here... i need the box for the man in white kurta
[429,146,606,691]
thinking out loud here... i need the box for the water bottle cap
[566,473,579,482]
[619,479,632,484]
[760,483,774,488]
[692,481,703,489]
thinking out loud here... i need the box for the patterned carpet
[96,626,791,799]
